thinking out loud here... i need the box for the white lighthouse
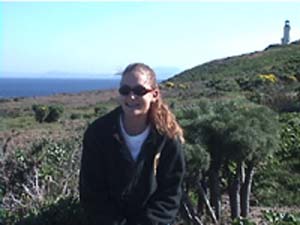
[281,20,290,45]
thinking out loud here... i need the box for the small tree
[45,105,64,122]
[32,104,64,123]
[180,98,280,221]
[32,104,49,123]
[221,102,280,218]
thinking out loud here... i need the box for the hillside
[163,42,300,102]
[171,42,300,83]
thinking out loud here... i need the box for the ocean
[0,78,121,99]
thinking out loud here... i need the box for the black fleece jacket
[79,107,185,225]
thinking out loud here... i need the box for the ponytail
[150,97,185,143]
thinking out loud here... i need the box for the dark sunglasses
[118,85,153,96]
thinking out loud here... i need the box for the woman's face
[119,71,158,118]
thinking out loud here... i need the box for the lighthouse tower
[281,20,290,45]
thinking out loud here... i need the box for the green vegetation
[165,43,300,224]
[32,104,64,123]
[170,44,300,83]
[263,210,300,225]
[178,98,280,223]
[0,116,36,131]
[1,43,300,224]
[1,135,83,224]
[166,44,300,105]
[253,113,300,206]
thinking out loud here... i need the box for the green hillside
[171,42,300,82]
[164,42,300,102]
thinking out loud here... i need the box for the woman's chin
[126,109,141,116]
[123,107,146,117]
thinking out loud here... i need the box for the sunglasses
[118,85,153,96]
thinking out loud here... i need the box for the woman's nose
[128,92,136,100]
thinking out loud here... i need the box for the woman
[79,63,185,225]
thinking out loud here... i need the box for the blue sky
[1,1,300,78]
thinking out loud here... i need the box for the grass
[0,116,36,131]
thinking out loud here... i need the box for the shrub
[32,104,64,123]
[258,73,278,83]
[281,75,298,83]
[70,113,82,120]
[263,91,300,113]
[1,137,81,224]
[237,76,264,91]
[165,81,175,88]
[244,91,265,104]
[218,79,240,92]
[178,83,189,89]
[263,210,300,225]
[206,78,240,92]
[32,104,48,123]
[253,113,300,206]
[44,105,64,123]
[15,197,85,225]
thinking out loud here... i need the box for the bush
[44,105,64,123]
[236,76,264,91]
[263,210,300,225]
[15,197,85,225]
[207,78,240,92]
[70,113,82,120]
[258,73,278,83]
[32,104,64,123]
[32,104,48,123]
[165,81,175,88]
[253,113,300,206]
[1,137,81,224]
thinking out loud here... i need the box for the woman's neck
[122,114,149,136]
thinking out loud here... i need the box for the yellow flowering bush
[178,83,189,89]
[165,81,175,88]
[258,74,277,83]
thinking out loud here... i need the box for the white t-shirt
[120,116,150,161]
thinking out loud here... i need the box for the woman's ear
[152,90,159,98]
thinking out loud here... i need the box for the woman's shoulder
[160,134,183,156]
[85,106,121,137]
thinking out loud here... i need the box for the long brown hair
[122,63,184,143]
